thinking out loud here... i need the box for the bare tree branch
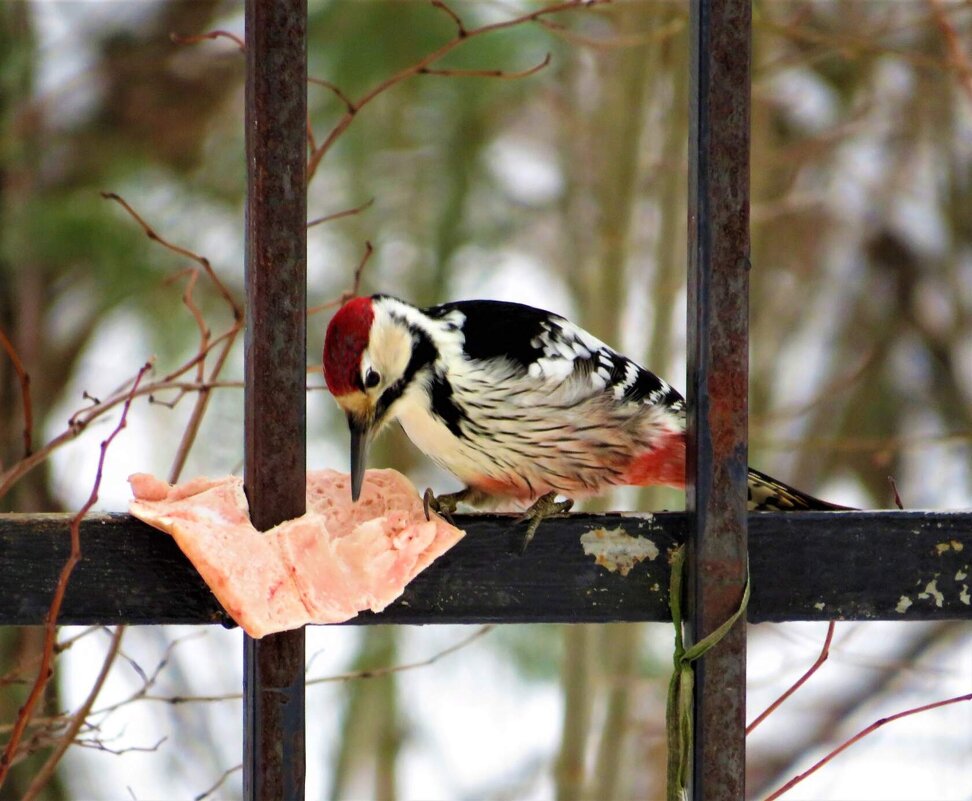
[170,29,245,53]
[0,362,150,791]
[747,623,836,735]
[430,0,467,38]
[194,763,242,801]
[307,197,375,229]
[419,52,552,80]
[308,76,356,114]
[104,625,495,707]
[101,192,242,321]
[21,627,126,801]
[308,240,374,316]
[926,0,972,106]
[306,0,607,182]
[763,691,972,801]
[0,325,33,458]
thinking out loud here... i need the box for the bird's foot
[423,487,472,524]
[515,491,574,554]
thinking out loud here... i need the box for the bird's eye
[364,368,381,389]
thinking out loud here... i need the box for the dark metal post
[243,0,307,799]
[686,0,750,797]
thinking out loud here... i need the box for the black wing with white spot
[426,299,684,412]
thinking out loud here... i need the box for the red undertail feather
[621,431,687,489]
[469,475,538,501]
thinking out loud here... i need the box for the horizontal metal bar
[1,511,970,625]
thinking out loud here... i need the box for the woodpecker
[323,295,845,546]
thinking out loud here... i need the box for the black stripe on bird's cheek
[428,372,469,438]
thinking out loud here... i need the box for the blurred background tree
[0,1,969,799]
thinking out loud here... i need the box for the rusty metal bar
[686,0,751,797]
[243,0,307,798]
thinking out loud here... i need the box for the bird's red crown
[323,296,374,396]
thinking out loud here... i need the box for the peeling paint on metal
[918,578,945,608]
[957,569,969,581]
[935,540,964,555]
[581,527,659,577]
[960,586,970,606]
[896,595,913,614]
[814,602,825,611]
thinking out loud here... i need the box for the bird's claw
[515,491,574,554]
[423,487,461,525]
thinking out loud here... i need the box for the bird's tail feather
[746,467,852,511]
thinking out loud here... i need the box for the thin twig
[888,476,905,510]
[307,623,493,687]
[176,268,210,384]
[0,362,150,790]
[1,408,104,499]
[0,192,349,501]
[0,325,33,457]
[308,240,373,316]
[166,264,241,483]
[306,0,605,182]
[88,632,207,721]
[22,627,126,801]
[0,367,241,499]
[0,627,100,694]
[149,379,242,403]
[760,12,964,77]
[306,114,317,154]
[111,271,233,482]
[762,691,972,801]
[307,77,356,114]
[307,197,375,229]
[536,13,684,50]
[746,622,836,735]
[419,52,552,80]
[158,327,238,385]
[75,737,166,756]
[194,764,242,801]
[926,0,972,106]
[122,626,495,706]
[101,192,242,321]
[170,30,245,52]
[431,0,467,38]
[348,242,373,298]
[167,331,240,484]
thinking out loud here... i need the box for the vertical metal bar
[243,0,307,799]
[686,0,750,798]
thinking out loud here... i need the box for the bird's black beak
[348,416,369,502]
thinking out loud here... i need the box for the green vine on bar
[665,545,750,801]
